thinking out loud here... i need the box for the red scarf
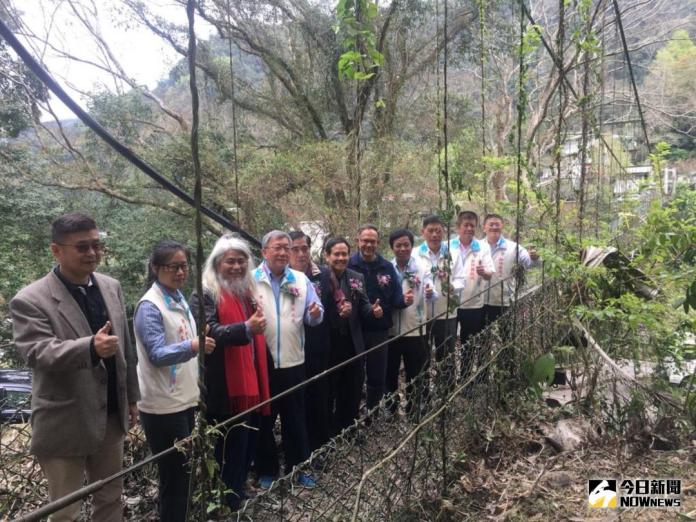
[217,291,271,415]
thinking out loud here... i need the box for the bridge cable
[0,17,261,248]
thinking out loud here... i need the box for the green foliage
[335,0,385,81]
[522,352,555,396]
[0,23,48,138]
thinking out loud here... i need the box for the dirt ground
[421,410,696,521]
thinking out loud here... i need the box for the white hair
[202,235,257,302]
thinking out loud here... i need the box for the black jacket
[347,253,406,332]
[189,290,249,416]
[318,267,373,353]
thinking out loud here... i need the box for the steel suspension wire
[185,3,212,520]
[478,0,488,212]
[226,0,241,226]
[440,0,451,497]
[0,17,260,248]
[554,0,566,252]
[513,0,526,340]
[611,0,650,152]
[577,10,592,242]
[596,7,608,239]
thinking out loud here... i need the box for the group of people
[9,209,538,521]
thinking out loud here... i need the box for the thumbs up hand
[191,332,216,354]
[424,283,434,299]
[94,321,119,358]
[476,259,492,280]
[404,288,414,306]
[308,301,322,320]
[246,305,267,334]
[372,298,383,318]
[339,299,352,318]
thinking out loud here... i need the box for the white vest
[485,237,525,307]
[135,284,199,415]
[450,238,495,309]
[390,257,430,337]
[253,265,308,369]
[416,242,452,319]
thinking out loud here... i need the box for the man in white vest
[253,230,323,489]
[387,228,436,416]
[415,215,457,364]
[450,211,495,379]
[482,213,540,326]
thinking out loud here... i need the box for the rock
[543,418,597,453]
[542,471,573,489]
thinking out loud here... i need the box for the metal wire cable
[0,16,260,248]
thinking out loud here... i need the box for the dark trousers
[328,330,364,434]
[256,361,310,477]
[426,318,458,393]
[427,318,458,362]
[140,407,195,522]
[207,412,259,510]
[457,307,486,380]
[364,329,389,410]
[483,304,505,327]
[386,335,429,414]
[483,304,514,374]
[305,344,330,452]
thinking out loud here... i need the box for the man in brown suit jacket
[10,212,140,522]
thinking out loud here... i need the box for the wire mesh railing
[234,280,567,521]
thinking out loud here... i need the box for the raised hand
[424,283,434,299]
[476,259,492,280]
[94,321,119,358]
[246,305,267,334]
[404,288,414,306]
[191,331,216,355]
[308,301,322,320]
[372,298,383,318]
[339,299,352,318]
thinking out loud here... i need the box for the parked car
[0,369,32,424]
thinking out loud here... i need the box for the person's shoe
[258,475,276,489]
[297,473,317,488]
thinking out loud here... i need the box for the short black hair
[388,228,414,248]
[483,213,504,224]
[456,210,479,226]
[289,230,311,248]
[324,236,351,255]
[51,212,97,243]
[147,240,190,286]
[357,223,379,237]
[422,214,444,228]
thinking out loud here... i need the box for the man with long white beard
[189,235,270,510]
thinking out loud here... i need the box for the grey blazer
[9,270,140,457]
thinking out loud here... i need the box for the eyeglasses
[268,246,290,253]
[56,241,106,253]
[161,263,190,273]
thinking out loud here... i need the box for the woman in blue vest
[134,240,215,522]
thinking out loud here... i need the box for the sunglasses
[56,241,106,254]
